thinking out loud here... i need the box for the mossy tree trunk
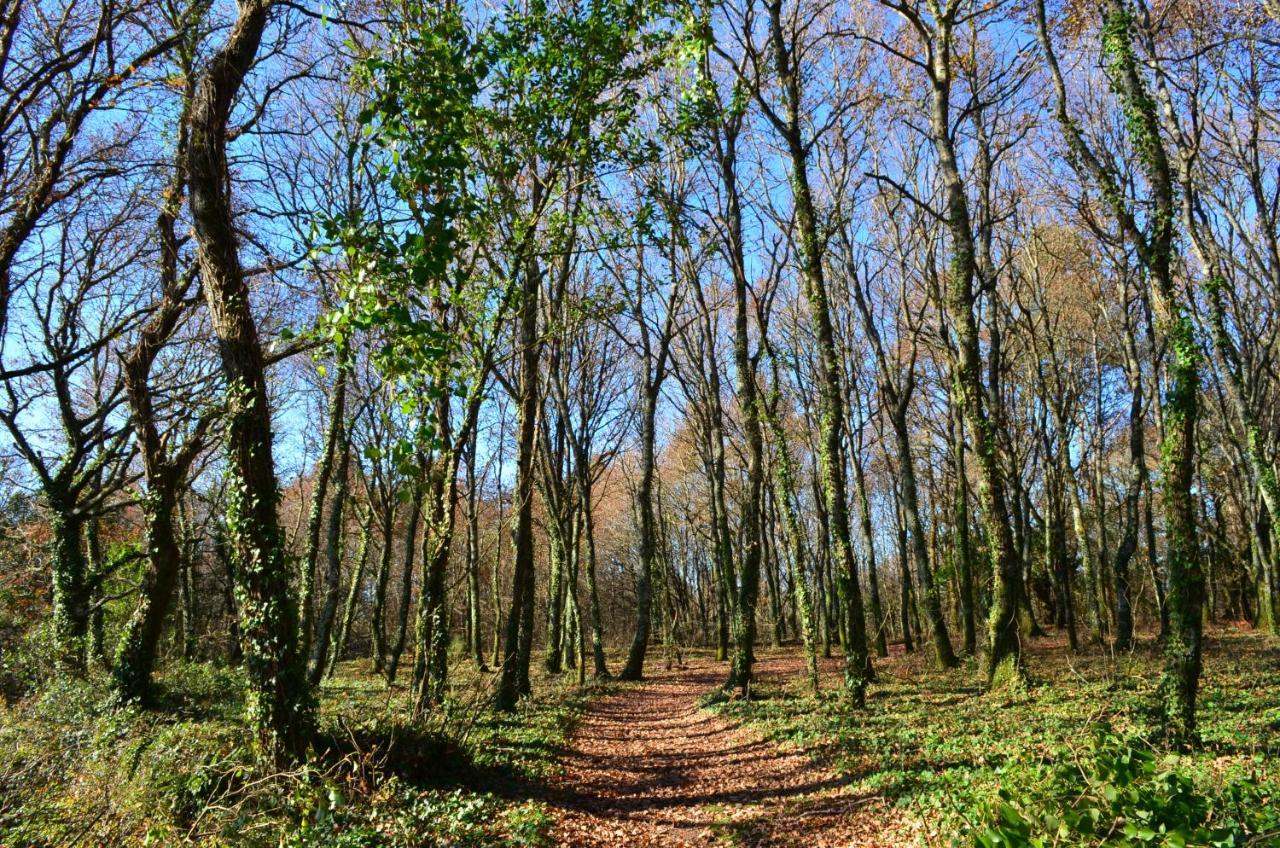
[1037,0,1203,743]
[754,0,870,702]
[187,0,314,762]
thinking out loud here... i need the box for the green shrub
[964,728,1280,847]
[127,721,255,827]
[1,623,63,703]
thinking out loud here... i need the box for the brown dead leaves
[543,657,903,847]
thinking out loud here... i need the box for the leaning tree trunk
[114,467,204,701]
[113,491,182,700]
[113,184,204,701]
[1036,0,1202,742]
[1097,0,1203,744]
[186,0,311,762]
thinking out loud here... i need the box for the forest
[0,0,1278,844]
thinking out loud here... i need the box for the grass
[0,647,608,847]
[708,628,1280,845]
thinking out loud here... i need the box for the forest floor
[546,656,897,847]
[543,629,1280,847]
[2,627,1277,846]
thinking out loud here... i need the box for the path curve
[545,657,888,847]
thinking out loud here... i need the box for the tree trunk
[579,463,610,678]
[464,438,488,671]
[950,393,977,655]
[893,410,958,670]
[370,500,395,675]
[186,0,312,760]
[328,509,372,678]
[496,235,542,710]
[1098,0,1203,744]
[852,454,888,659]
[922,17,1022,688]
[763,0,869,702]
[385,483,422,685]
[307,401,351,686]
[299,362,348,663]
[760,354,821,693]
[621,385,659,681]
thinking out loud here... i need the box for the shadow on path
[545,657,891,847]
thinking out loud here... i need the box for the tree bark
[186,0,312,761]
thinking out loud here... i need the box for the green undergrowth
[710,631,1280,846]
[0,653,604,846]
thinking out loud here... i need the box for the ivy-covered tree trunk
[544,509,568,674]
[49,491,91,672]
[1101,0,1203,744]
[1034,0,1203,739]
[950,398,977,655]
[918,15,1024,688]
[186,0,312,761]
[717,100,765,695]
[413,462,454,717]
[763,0,869,703]
[114,484,180,699]
[178,502,198,661]
[711,477,733,662]
[1110,297,1146,651]
[1251,511,1276,632]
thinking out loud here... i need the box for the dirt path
[545,657,891,847]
